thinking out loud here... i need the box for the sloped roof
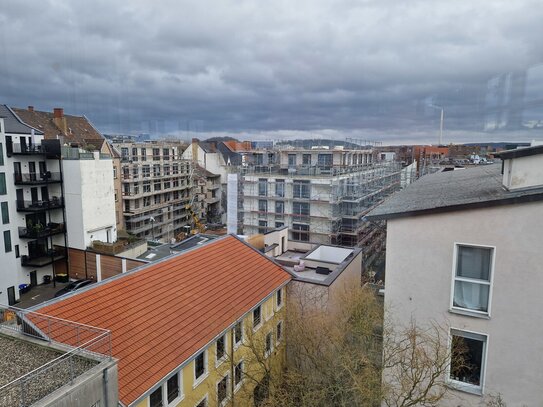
[12,107,105,148]
[36,235,291,406]
[0,105,43,135]
[367,164,543,220]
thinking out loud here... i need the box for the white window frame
[215,333,228,367]
[234,359,244,393]
[234,320,244,350]
[193,350,209,389]
[275,287,284,311]
[253,305,262,331]
[148,385,163,407]
[276,320,284,344]
[216,372,230,407]
[194,394,208,407]
[164,369,184,405]
[447,328,488,396]
[450,242,495,318]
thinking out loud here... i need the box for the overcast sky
[1,0,543,144]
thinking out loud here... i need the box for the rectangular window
[216,334,226,363]
[317,153,333,168]
[121,147,129,159]
[450,330,487,394]
[217,374,229,405]
[131,147,138,161]
[234,361,243,388]
[153,164,161,177]
[253,306,261,329]
[4,230,11,253]
[277,321,283,342]
[1,202,8,224]
[265,332,273,356]
[149,387,162,407]
[293,180,310,199]
[15,244,19,258]
[275,179,285,197]
[0,143,3,165]
[275,222,284,228]
[288,154,296,167]
[0,173,6,195]
[452,245,493,314]
[293,202,310,219]
[292,223,310,242]
[167,372,180,403]
[258,178,267,196]
[194,351,207,381]
[195,397,207,407]
[276,288,283,308]
[163,148,170,160]
[132,166,139,178]
[302,154,311,165]
[113,166,117,179]
[141,148,147,161]
[275,201,284,215]
[234,321,243,346]
[258,200,267,218]
[153,148,160,160]
[258,220,267,234]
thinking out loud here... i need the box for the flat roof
[304,245,353,264]
[496,144,543,159]
[137,234,219,262]
[367,164,543,220]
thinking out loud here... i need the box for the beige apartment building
[113,141,193,241]
[368,145,543,406]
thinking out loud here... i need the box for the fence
[0,306,111,407]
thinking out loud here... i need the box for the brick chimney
[52,108,68,135]
[27,106,34,112]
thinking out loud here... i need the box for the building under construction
[229,142,415,262]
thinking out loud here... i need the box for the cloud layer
[1,0,543,143]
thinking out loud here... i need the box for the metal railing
[14,172,62,185]
[16,197,64,212]
[0,306,111,407]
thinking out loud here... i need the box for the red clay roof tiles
[37,235,290,406]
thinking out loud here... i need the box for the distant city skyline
[2,1,543,144]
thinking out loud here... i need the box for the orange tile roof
[37,236,291,406]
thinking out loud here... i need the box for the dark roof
[12,107,105,148]
[367,164,543,220]
[0,105,43,135]
[199,141,215,153]
[193,164,220,179]
[496,144,543,159]
[216,141,242,165]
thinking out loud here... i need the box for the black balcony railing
[14,172,62,185]
[18,223,66,239]
[9,143,47,155]
[16,197,64,212]
[21,248,66,267]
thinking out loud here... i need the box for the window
[132,147,138,161]
[450,330,487,394]
[452,245,493,314]
[141,148,147,161]
[276,288,283,309]
[277,321,283,342]
[194,351,207,382]
[234,321,243,347]
[265,332,273,356]
[288,154,296,167]
[258,178,267,196]
[216,334,226,364]
[143,181,151,193]
[142,165,150,177]
[113,166,117,179]
[0,173,6,195]
[14,244,19,258]
[163,148,170,160]
[195,396,207,407]
[302,153,311,165]
[1,202,8,224]
[258,200,267,217]
[149,387,163,407]
[317,153,333,168]
[167,372,180,403]
[154,181,161,191]
[234,361,243,389]
[275,179,285,197]
[275,222,284,228]
[275,201,284,216]
[132,166,139,178]
[0,143,3,166]
[173,163,179,174]
[293,180,310,198]
[292,223,310,242]
[253,306,261,329]
[121,147,129,159]
[4,230,11,253]
[217,374,229,406]
[153,164,161,177]
[153,148,160,160]
[292,201,310,219]
[258,220,267,234]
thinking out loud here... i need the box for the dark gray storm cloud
[1,0,543,143]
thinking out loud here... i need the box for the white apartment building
[236,146,402,249]
[368,146,543,406]
[114,141,193,241]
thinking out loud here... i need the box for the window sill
[234,380,244,394]
[253,323,262,332]
[166,394,184,406]
[216,356,227,368]
[193,372,209,389]
[448,308,490,320]
[447,380,483,396]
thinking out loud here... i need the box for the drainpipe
[102,368,109,407]
[230,327,235,407]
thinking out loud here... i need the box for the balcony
[18,223,66,239]
[9,143,48,156]
[21,248,66,267]
[16,197,64,212]
[14,172,62,185]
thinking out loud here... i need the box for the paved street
[16,282,69,309]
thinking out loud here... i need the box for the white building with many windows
[368,146,543,406]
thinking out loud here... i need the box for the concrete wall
[37,360,118,407]
[64,153,117,250]
[384,201,543,406]
[503,155,543,190]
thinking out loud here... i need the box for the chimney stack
[53,108,64,118]
[28,106,34,112]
